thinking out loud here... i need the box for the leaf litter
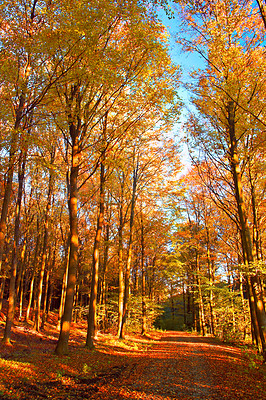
[0,316,265,399]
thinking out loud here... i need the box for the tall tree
[178,0,266,358]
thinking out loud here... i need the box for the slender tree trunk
[86,161,105,348]
[55,127,79,355]
[0,130,19,273]
[29,219,42,324]
[206,237,216,335]
[18,268,25,321]
[2,150,26,344]
[0,277,6,312]
[26,273,35,323]
[57,239,70,330]
[119,238,133,339]
[0,59,31,272]
[141,215,147,336]
[101,201,110,331]
[170,282,175,320]
[227,101,266,360]
[16,239,27,317]
[149,255,156,301]
[119,160,138,339]
[43,244,56,326]
[239,259,247,341]
[47,281,53,318]
[41,265,50,330]
[246,157,261,261]
[133,259,139,295]
[183,281,187,327]
[117,175,125,337]
[196,252,206,336]
[34,149,55,331]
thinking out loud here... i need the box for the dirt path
[0,325,265,400]
[91,331,266,400]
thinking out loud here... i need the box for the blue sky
[157,6,205,172]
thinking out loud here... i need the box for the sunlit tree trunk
[149,255,156,301]
[2,149,26,343]
[247,158,262,262]
[26,272,35,323]
[227,101,266,360]
[41,261,50,330]
[205,224,216,335]
[57,238,70,330]
[117,173,125,337]
[119,159,138,339]
[140,212,147,336]
[34,149,55,331]
[55,125,79,355]
[18,268,25,321]
[101,196,111,331]
[86,160,105,348]
[0,116,22,274]
[196,251,206,336]
[16,239,27,320]
[182,281,187,327]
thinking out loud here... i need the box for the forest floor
[0,312,265,400]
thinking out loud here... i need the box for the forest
[0,2,266,394]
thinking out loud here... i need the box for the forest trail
[0,323,266,400]
[92,331,266,400]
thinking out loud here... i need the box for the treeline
[0,0,181,354]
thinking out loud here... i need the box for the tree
[177,0,266,358]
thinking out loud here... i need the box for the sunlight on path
[92,331,266,400]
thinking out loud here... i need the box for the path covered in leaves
[0,323,265,400]
[92,331,265,400]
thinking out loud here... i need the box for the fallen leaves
[0,319,265,399]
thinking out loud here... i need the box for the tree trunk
[118,159,138,339]
[43,244,56,327]
[246,157,262,261]
[227,101,266,360]
[55,126,79,355]
[18,268,25,321]
[0,131,19,273]
[57,239,70,330]
[41,265,50,330]
[196,251,206,336]
[16,238,27,320]
[206,228,216,335]
[117,174,125,337]
[0,277,6,312]
[34,149,55,331]
[2,150,26,344]
[26,273,35,323]
[141,214,147,336]
[101,199,110,331]
[86,161,105,348]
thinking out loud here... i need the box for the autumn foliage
[0,1,266,397]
